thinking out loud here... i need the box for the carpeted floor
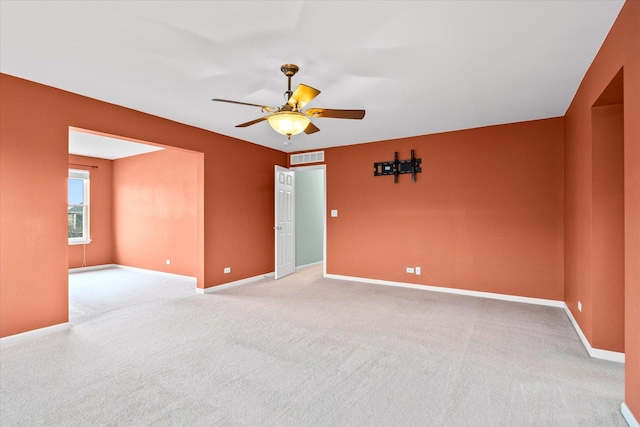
[0,265,626,426]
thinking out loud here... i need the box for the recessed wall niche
[590,68,625,353]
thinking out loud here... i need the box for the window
[68,169,90,244]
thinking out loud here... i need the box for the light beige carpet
[0,265,626,426]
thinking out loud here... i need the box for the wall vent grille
[290,151,325,165]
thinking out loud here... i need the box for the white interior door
[275,166,295,279]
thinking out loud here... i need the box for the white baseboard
[562,305,625,363]
[325,274,565,307]
[197,272,275,294]
[69,264,197,283]
[296,261,323,270]
[1,322,70,348]
[623,402,640,427]
[69,264,117,273]
[113,265,197,282]
[71,264,279,294]
[325,274,625,364]
[71,264,197,284]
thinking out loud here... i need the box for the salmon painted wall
[113,148,198,277]
[1,78,69,337]
[324,118,564,301]
[591,104,624,353]
[0,73,286,337]
[68,154,114,269]
[564,0,639,416]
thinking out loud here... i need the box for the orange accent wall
[0,78,69,337]
[324,118,565,301]
[112,148,199,277]
[68,154,114,269]
[564,0,639,415]
[591,104,625,353]
[0,73,286,338]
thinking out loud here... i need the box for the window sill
[68,239,92,246]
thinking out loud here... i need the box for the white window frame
[68,169,91,245]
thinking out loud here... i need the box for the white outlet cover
[415,267,421,275]
[224,267,231,274]
[578,301,582,312]
[331,210,338,217]
[166,259,171,265]
[406,267,415,274]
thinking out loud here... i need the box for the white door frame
[291,164,327,278]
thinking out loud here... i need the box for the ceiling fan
[212,64,365,142]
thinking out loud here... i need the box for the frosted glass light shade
[267,111,310,137]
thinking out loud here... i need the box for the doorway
[68,127,204,323]
[68,128,202,276]
[294,166,326,272]
[274,164,326,279]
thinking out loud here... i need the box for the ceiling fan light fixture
[267,111,310,138]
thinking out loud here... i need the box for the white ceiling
[0,1,626,155]
[68,130,164,160]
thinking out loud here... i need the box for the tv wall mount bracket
[374,150,422,183]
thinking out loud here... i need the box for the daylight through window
[68,169,90,244]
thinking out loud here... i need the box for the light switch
[331,210,338,217]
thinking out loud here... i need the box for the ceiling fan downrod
[281,64,299,105]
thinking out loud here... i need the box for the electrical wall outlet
[578,301,582,312]
[165,259,171,265]
[415,267,421,275]
[331,210,338,217]
[406,267,415,274]
[224,267,231,274]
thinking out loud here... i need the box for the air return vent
[290,151,325,165]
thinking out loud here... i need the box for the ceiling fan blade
[235,116,268,128]
[306,108,365,120]
[304,122,320,135]
[212,98,277,112]
[288,84,321,109]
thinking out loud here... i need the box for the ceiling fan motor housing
[280,64,299,77]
